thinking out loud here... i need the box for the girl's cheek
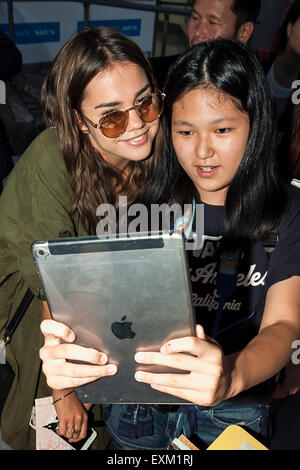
[174,142,188,158]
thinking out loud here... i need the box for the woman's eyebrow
[136,84,152,98]
[94,84,151,110]
[94,100,121,110]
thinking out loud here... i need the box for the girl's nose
[196,137,214,159]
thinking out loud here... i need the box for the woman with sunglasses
[0,26,164,450]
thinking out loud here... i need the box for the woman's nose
[127,107,145,132]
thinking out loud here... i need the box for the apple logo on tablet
[111,315,136,340]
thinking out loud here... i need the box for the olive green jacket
[0,129,109,450]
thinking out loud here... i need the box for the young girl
[0,26,164,449]
[39,39,300,449]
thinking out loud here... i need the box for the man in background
[151,0,261,88]
[188,0,260,45]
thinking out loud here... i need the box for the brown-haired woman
[0,26,163,450]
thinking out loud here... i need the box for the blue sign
[0,22,60,44]
[77,19,141,36]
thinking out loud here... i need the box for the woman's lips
[123,130,148,146]
[196,165,219,177]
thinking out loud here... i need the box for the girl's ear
[236,21,254,44]
[74,109,89,133]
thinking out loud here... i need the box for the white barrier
[0,0,156,63]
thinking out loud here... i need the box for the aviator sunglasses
[79,90,166,138]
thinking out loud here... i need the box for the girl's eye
[179,130,193,136]
[216,128,231,134]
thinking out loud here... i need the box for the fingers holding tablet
[40,319,118,390]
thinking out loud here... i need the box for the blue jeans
[104,402,271,450]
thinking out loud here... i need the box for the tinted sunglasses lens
[100,111,128,138]
[140,94,164,122]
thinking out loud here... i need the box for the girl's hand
[53,389,90,443]
[134,325,232,406]
[40,319,118,390]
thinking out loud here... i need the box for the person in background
[277,101,300,182]
[269,101,300,450]
[151,0,261,88]
[271,0,296,54]
[187,0,259,46]
[266,0,300,118]
[0,29,22,193]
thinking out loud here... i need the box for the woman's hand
[53,389,90,443]
[40,319,118,390]
[134,325,232,406]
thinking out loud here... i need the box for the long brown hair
[42,27,158,234]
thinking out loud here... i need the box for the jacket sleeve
[0,129,83,297]
[0,129,87,450]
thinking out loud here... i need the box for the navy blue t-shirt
[187,186,300,401]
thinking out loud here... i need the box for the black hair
[143,39,287,250]
[285,0,300,24]
[231,0,261,30]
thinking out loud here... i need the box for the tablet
[32,231,196,404]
